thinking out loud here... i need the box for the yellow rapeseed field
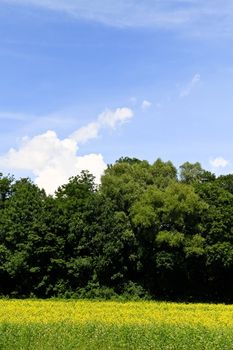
[1,300,233,329]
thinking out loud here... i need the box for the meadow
[1,300,233,350]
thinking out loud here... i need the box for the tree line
[1,157,233,302]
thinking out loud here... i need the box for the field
[1,300,233,350]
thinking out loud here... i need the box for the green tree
[0,173,14,208]
[179,162,215,184]
[151,158,177,188]
[0,178,47,296]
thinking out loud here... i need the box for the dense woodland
[1,158,233,302]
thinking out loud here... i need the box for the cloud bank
[0,107,133,194]
[2,0,233,36]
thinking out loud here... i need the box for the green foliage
[151,158,177,187]
[179,162,215,184]
[156,231,185,248]
[121,281,151,300]
[207,242,233,268]
[0,173,14,208]
[0,157,233,301]
[184,234,205,258]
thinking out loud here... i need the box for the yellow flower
[1,300,233,329]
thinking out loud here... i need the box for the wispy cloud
[0,107,133,194]
[2,0,233,37]
[180,73,201,98]
[0,111,29,121]
[70,107,133,144]
[129,97,137,106]
[141,100,152,111]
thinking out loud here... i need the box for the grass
[1,300,233,349]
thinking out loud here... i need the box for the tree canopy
[0,158,233,302]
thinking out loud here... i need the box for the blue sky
[0,0,233,193]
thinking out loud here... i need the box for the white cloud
[141,100,152,111]
[0,107,133,194]
[180,73,201,98]
[70,107,133,143]
[2,0,233,37]
[210,157,230,169]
